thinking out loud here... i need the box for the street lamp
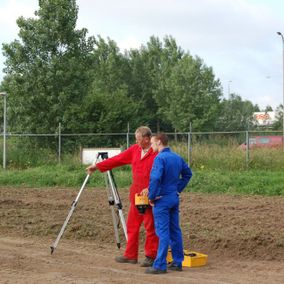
[277,32,284,152]
[228,80,232,98]
[0,92,7,169]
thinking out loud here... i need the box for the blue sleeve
[148,156,164,200]
[177,160,192,193]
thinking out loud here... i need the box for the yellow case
[167,249,208,267]
[134,193,149,205]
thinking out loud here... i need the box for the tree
[126,36,164,131]
[2,0,95,133]
[264,105,273,112]
[83,36,138,134]
[272,104,283,130]
[155,54,222,131]
[216,94,259,131]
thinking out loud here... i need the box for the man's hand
[149,196,162,207]
[86,165,97,175]
[140,188,149,196]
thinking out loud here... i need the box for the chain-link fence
[0,128,283,170]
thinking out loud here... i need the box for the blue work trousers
[152,193,184,270]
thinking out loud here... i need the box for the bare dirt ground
[0,186,284,284]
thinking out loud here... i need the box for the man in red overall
[86,126,159,267]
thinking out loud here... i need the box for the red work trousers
[124,203,158,260]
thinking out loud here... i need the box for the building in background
[253,111,277,127]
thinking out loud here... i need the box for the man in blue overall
[143,133,192,274]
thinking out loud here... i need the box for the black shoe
[140,256,155,267]
[115,255,137,264]
[167,262,182,271]
[145,267,167,274]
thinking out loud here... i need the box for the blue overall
[148,148,192,271]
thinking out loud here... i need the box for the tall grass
[1,136,283,171]
[172,143,284,171]
[0,140,283,196]
[0,139,283,171]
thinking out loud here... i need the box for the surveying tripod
[50,152,128,254]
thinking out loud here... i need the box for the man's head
[135,126,152,149]
[151,133,168,152]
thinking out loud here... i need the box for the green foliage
[0,164,132,188]
[0,135,283,196]
[126,36,166,130]
[6,137,59,168]
[84,37,138,133]
[188,170,284,196]
[0,165,282,196]
[2,0,95,134]
[272,104,283,130]
[0,0,263,140]
[264,105,273,112]
[216,94,259,131]
[155,54,222,131]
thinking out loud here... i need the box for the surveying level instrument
[50,152,128,254]
[134,193,149,214]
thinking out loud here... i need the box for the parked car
[240,136,283,150]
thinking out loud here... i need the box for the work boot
[115,255,137,264]
[145,267,167,274]
[140,256,155,267]
[167,262,182,271]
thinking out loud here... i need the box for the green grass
[188,170,284,196]
[0,165,283,196]
[0,141,283,196]
[0,164,132,188]
[172,143,284,171]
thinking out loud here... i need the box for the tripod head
[97,152,109,160]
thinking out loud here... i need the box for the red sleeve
[96,145,135,172]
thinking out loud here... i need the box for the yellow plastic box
[167,249,208,267]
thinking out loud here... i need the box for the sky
[0,0,284,110]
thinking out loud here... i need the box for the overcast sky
[0,0,284,110]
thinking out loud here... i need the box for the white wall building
[253,111,277,126]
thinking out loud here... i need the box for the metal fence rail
[0,128,283,169]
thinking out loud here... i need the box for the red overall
[96,144,159,259]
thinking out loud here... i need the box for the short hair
[153,132,168,146]
[135,126,152,138]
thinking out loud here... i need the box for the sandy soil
[0,186,284,283]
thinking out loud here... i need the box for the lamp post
[228,80,232,99]
[0,92,7,169]
[277,32,284,152]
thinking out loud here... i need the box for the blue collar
[160,147,171,153]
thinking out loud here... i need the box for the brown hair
[135,126,152,138]
[153,132,168,146]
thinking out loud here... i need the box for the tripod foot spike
[50,246,55,255]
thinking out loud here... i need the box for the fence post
[174,128,177,142]
[0,92,7,169]
[58,122,61,164]
[245,130,249,169]
[187,122,192,166]
[127,122,130,148]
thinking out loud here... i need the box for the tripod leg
[106,171,128,241]
[105,173,122,248]
[50,174,90,254]
[118,209,128,241]
[110,203,121,248]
